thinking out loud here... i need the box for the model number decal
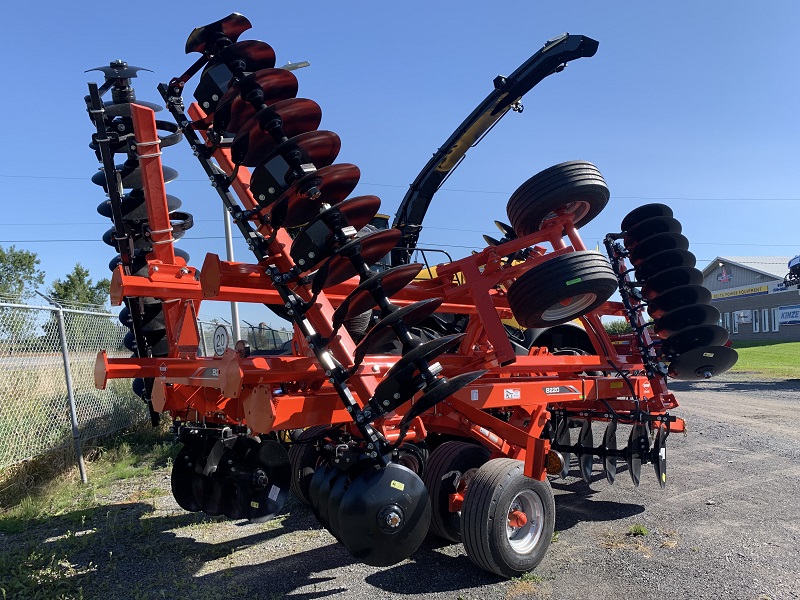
[544,385,579,395]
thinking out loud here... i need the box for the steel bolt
[385,511,401,528]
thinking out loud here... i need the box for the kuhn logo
[717,266,732,283]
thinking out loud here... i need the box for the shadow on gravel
[668,379,799,394]
[551,477,645,531]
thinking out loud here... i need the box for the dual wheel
[425,441,555,578]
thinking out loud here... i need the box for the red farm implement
[86,14,736,577]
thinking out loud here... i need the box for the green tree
[0,245,44,300]
[603,318,633,335]
[48,263,110,307]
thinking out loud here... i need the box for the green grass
[628,524,649,537]
[729,341,800,379]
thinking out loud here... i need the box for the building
[701,256,800,342]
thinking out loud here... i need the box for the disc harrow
[86,14,736,578]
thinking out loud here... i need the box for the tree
[603,318,633,335]
[48,263,110,307]
[0,245,44,300]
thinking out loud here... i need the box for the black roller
[623,216,682,248]
[660,324,729,357]
[653,304,720,339]
[667,345,738,380]
[640,266,703,300]
[578,420,594,483]
[620,203,673,232]
[332,264,423,328]
[354,298,444,365]
[647,284,712,318]
[635,249,696,281]
[602,420,618,485]
[628,232,690,266]
[239,440,291,523]
[337,462,431,567]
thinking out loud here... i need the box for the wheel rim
[542,293,597,321]
[506,489,545,554]
[542,201,591,226]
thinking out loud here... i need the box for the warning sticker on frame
[504,389,521,400]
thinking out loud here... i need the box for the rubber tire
[288,426,328,504]
[506,161,609,237]
[507,251,618,328]
[461,458,555,578]
[423,441,490,542]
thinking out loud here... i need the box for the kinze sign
[778,304,800,326]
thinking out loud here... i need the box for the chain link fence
[0,301,294,470]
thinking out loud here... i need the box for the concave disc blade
[354,298,444,364]
[399,370,487,427]
[91,164,178,191]
[171,445,202,512]
[647,284,712,318]
[635,249,696,281]
[640,266,703,300]
[602,421,618,485]
[119,302,164,332]
[290,195,382,270]
[337,463,431,567]
[326,474,349,540]
[667,345,738,380]
[97,191,183,221]
[194,41,277,111]
[185,13,252,54]
[494,220,517,238]
[620,203,674,232]
[314,229,401,288]
[629,232,690,266]
[255,129,341,172]
[242,440,291,523]
[626,424,649,487]
[219,448,248,520]
[661,324,729,357]
[578,420,594,482]
[556,418,571,479]
[192,472,224,516]
[333,264,423,326]
[623,216,682,248]
[654,304,720,339]
[316,467,341,529]
[653,426,667,489]
[211,69,299,134]
[231,98,322,166]
[207,40,276,71]
[385,334,466,381]
[308,465,330,520]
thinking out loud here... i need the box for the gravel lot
[4,375,799,599]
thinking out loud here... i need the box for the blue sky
[1,1,798,325]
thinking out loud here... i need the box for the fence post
[38,293,88,483]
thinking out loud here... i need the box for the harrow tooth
[602,420,618,484]
[626,424,649,487]
[483,234,503,246]
[494,220,517,238]
[230,98,323,166]
[577,420,594,482]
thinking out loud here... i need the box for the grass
[627,524,649,537]
[728,341,800,379]
[0,422,177,534]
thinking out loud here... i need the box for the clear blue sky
[2,1,798,325]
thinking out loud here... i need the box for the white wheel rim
[506,489,545,554]
[542,292,597,321]
[542,200,591,225]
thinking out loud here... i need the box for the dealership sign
[778,304,800,325]
[711,285,769,301]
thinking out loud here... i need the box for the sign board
[712,285,768,301]
[734,310,752,324]
[213,325,230,356]
[778,304,800,326]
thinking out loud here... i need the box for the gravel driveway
[4,375,799,599]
